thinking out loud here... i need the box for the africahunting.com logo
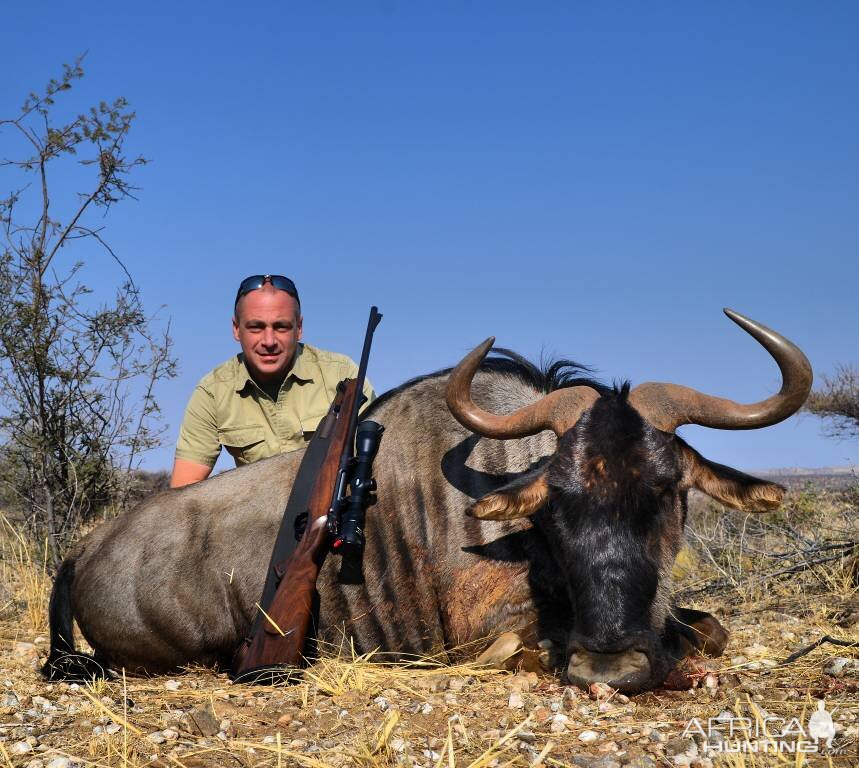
[681,700,845,755]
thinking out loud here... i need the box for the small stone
[289,739,308,749]
[823,657,854,677]
[509,673,533,693]
[743,643,768,656]
[572,759,621,768]
[448,676,469,691]
[373,696,389,711]
[2,692,20,707]
[589,682,615,700]
[105,723,122,734]
[507,692,524,709]
[665,737,697,758]
[518,730,537,744]
[276,713,292,725]
[11,740,34,755]
[420,702,433,715]
[390,737,406,752]
[689,759,713,768]
[481,729,502,740]
[578,729,600,743]
[417,675,449,692]
[147,731,166,744]
[13,642,40,667]
[623,757,656,768]
[24,761,44,768]
[46,759,72,768]
[162,727,179,740]
[550,714,569,733]
[720,672,742,687]
[163,680,181,691]
[181,704,220,736]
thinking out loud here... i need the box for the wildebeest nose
[565,646,652,694]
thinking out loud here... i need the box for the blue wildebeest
[44,309,811,692]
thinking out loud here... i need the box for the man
[171,275,375,487]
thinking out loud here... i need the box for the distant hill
[753,465,857,489]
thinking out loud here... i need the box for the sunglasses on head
[234,275,300,309]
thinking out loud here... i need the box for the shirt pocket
[217,425,267,465]
[299,409,330,441]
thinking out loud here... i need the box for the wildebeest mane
[364,348,614,419]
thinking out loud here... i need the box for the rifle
[231,307,382,683]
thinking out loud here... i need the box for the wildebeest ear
[679,442,785,512]
[468,468,549,520]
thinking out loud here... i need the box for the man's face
[232,287,303,383]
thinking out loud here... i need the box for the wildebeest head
[446,309,812,693]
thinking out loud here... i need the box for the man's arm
[172,384,221,486]
[170,458,214,488]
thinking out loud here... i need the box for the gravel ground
[1,486,857,767]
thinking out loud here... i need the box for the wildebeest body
[66,366,555,673]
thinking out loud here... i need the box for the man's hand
[170,458,214,488]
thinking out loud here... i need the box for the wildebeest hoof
[475,632,523,669]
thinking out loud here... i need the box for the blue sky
[2,2,857,473]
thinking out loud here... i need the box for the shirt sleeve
[175,385,222,467]
[341,356,376,411]
[362,376,376,408]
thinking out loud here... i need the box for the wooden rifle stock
[232,379,359,675]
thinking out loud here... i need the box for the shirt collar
[234,343,314,393]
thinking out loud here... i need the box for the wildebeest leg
[475,632,550,673]
[670,607,729,657]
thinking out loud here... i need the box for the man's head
[232,275,303,383]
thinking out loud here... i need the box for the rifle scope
[332,420,384,581]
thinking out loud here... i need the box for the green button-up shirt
[176,343,376,467]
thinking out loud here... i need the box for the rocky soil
[1,485,857,767]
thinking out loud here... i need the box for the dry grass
[0,480,857,767]
[0,512,50,638]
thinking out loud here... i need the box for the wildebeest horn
[628,309,813,432]
[446,338,600,438]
